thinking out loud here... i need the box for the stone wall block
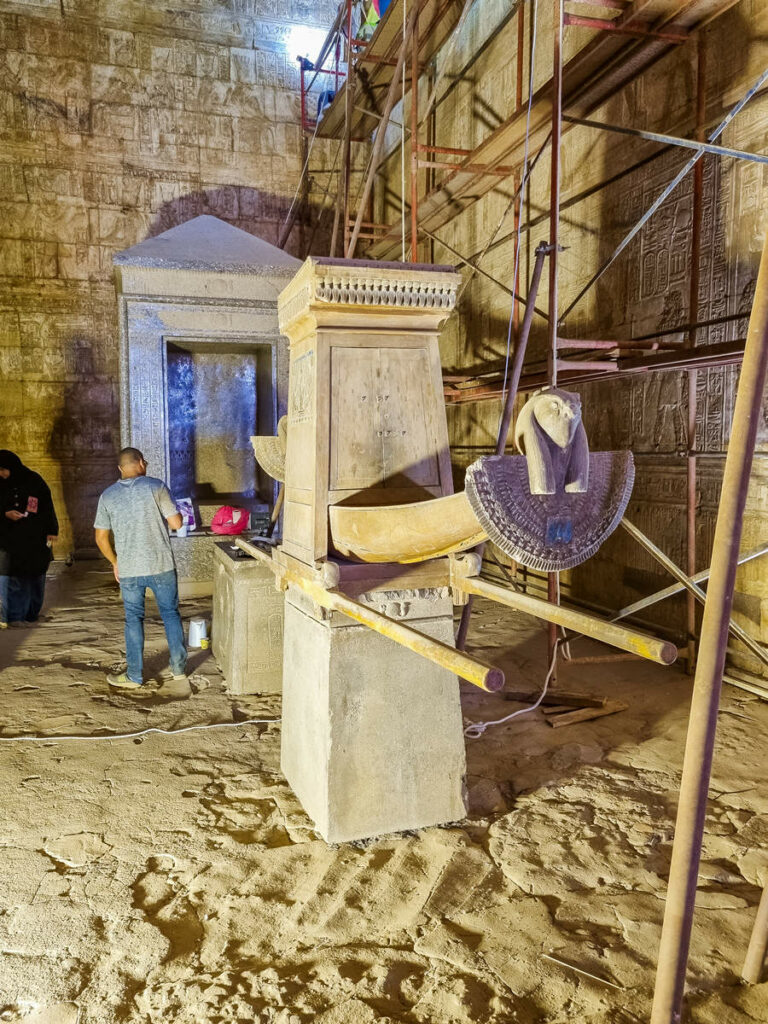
[100,27,137,67]
[0,311,22,348]
[172,37,197,76]
[233,116,272,153]
[58,242,102,280]
[0,14,22,53]
[194,43,229,81]
[272,88,300,121]
[3,199,89,243]
[1,380,24,421]
[89,63,141,104]
[197,112,233,150]
[0,346,23,381]
[230,47,257,84]
[0,164,28,200]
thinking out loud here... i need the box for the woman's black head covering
[0,450,24,476]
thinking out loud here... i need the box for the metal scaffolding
[293,0,763,669]
[287,0,768,1014]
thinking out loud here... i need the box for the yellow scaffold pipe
[233,539,505,693]
[452,574,678,666]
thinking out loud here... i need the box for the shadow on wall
[48,382,119,559]
[145,185,332,259]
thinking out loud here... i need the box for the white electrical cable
[279,39,335,241]
[281,115,322,236]
[0,718,281,744]
[464,637,560,739]
[499,0,539,413]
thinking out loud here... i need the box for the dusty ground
[0,563,767,1024]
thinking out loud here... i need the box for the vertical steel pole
[495,244,550,455]
[299,133,309,255]
[329,169,344,257]
[513,175,521,335]
[516,0,525,113]
[548,0,562,387]
[686,32,707,675]
[512,0,523,335]
[342,0,354,255]
[300,60,307,131]
[547,0,564,680]
[650,229,768,1023]
[426,59,435,262]
[410,5,420,261]
[347,1,419,258]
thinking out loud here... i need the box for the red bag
[210,506,250,535]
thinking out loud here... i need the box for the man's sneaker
[107,672,143,689]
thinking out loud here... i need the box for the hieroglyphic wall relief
[574,129,767,649]
[0,0,336,553]
[405,4,768,665]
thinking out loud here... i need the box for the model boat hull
[329,491,487,563]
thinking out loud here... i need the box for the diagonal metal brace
[614,542,768,623]
[620,519,768,669]
[563,66,768,321]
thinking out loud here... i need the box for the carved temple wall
[0,0,337,554]
[378,0,768,675]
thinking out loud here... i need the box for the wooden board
[502,689,607,708]
[548,700,628,728]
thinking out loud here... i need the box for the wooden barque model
[239,257,675,843]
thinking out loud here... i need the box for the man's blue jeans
[119,570,187,684]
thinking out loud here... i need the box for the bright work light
[286,25,326,60]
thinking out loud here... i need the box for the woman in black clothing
[0,450,58,627]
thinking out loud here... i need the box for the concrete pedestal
[212,542,284,694]
[281,585,466,843]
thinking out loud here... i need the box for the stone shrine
[113,215,301,596]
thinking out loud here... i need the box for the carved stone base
[212,542,284,695]
[280,585,466,843]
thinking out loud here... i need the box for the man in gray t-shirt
[94,447,187,690]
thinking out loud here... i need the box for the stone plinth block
[281,586,466,843]
[212,542,284,695]
[172,534,216,598]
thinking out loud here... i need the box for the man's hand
[167,512,183,532]
[5,510,24,521]
[94,528,119,584]
[46,535,58,544]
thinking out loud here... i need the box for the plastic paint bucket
[188,618,208,648]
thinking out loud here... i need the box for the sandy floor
[0,563,767,1024]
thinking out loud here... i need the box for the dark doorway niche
[165,338,275,527]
